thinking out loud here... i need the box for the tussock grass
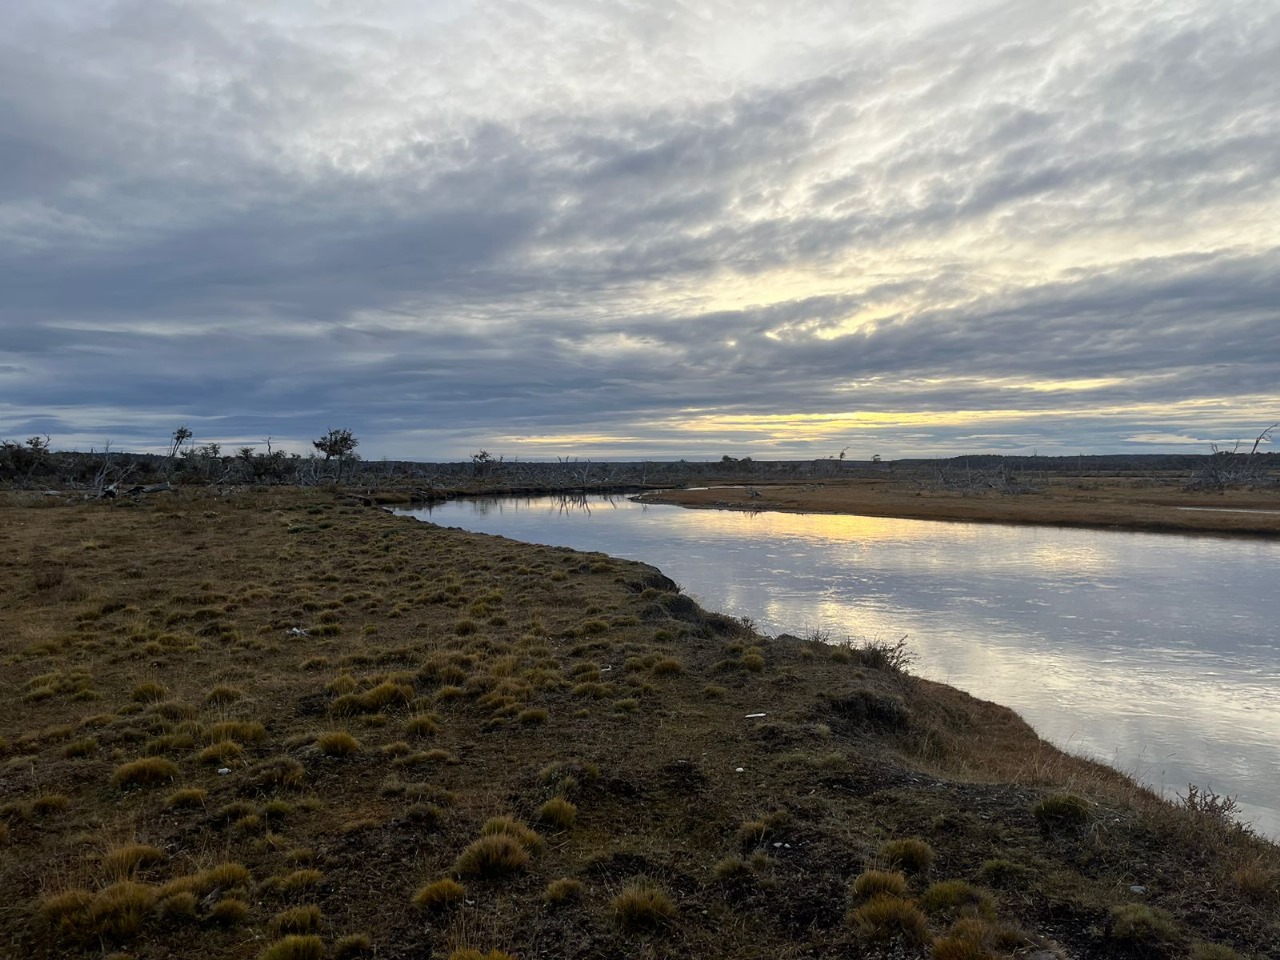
[258,935,325,960]
[611,880,676,930]
[111,757,179,787]
[412,878,465,909]
[270,904,322,934]
[848,894,929,945]
[453,834,530,877]
[208,897,251,924]
[881,838,934,874]
[851,869,909,901]
[205,720,267,743]
[536,796,577,830]
[543,877,582,905]
[101,843,165,878]
[314,731,360,756]
[1031,793,1092,828]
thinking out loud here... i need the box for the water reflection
[396,496,1280,838]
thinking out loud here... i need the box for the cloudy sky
[2,0,1278,461]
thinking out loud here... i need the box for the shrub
[270,904,322,934]
[453,835,530,877]
[536,797,577,831]
[259,936,325,960]
[612,879,677,930]
[848,894,928,945]
[881,838,934,874]
[544,877,583,905]
[851,870,908,901]
[412,878,465,910]
[315,731,360,756]
[1032,793,1091,828]
[102,844,165,878]
[112,757,179,788]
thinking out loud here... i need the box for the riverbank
[2,489,1276,960]
[635,477,1280,536]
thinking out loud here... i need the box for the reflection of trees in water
[553,493,620,516]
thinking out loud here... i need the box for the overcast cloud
[2,0,1278,460]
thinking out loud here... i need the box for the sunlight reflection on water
[397,495,1280,838]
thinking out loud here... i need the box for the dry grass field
[1,488,1277,960]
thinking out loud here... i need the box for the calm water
[397,495,1280,837]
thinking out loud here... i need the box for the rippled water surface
[397,496,1280,837]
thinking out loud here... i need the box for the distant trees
[314,428,359,484]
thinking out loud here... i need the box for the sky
[2,0,1278,462]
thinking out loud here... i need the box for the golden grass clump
[208,897,251,924]
[405,713,438,736]
[314,731,360,756]
[258,935,325,960]
[448,951,516,960]
[199,739,245,764]
[205,684,244,705]
[651,656,683,675]
[480,815,543,851]
[111,757,179,788]
[130,681,167,703]
[848,894,929,945]
[919,880,996,921]
[206,720,267,743]
[101,843,165,878]
[453,834,530,878]
[334,933,374,958]
[412,878,465,910]
[880,838,934,874]
[1031,793,1092,828]
[31,793,70,815]
[851,869,909,901]
[544,877,583,905]
[516,707,548,724]
[270,904,322,934]
[611,879,677,930]
[536,796,577,831]
[1108,903,1181,947]
[88,880,158,939]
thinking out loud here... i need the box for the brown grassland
[1,487,1277,960]
[635,477,1280,536]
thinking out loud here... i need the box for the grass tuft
[880,838,934,874]
[544,877,583,905]
[102,843,165,878]
[453,834,530,877]
[536,796,577,831]
[848,894,929,945]
[851,869,909,901]
[1032,793,1092,828]
[111,757,179,788]
[611,879,677,930]
[270,904,322,934]
[258,935,325,960]
[314,731,361,756]
[412,878,465,910]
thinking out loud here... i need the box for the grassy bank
[636,478,1280,536]
[1,489,1276,960]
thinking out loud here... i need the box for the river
[396,494,1280,838]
